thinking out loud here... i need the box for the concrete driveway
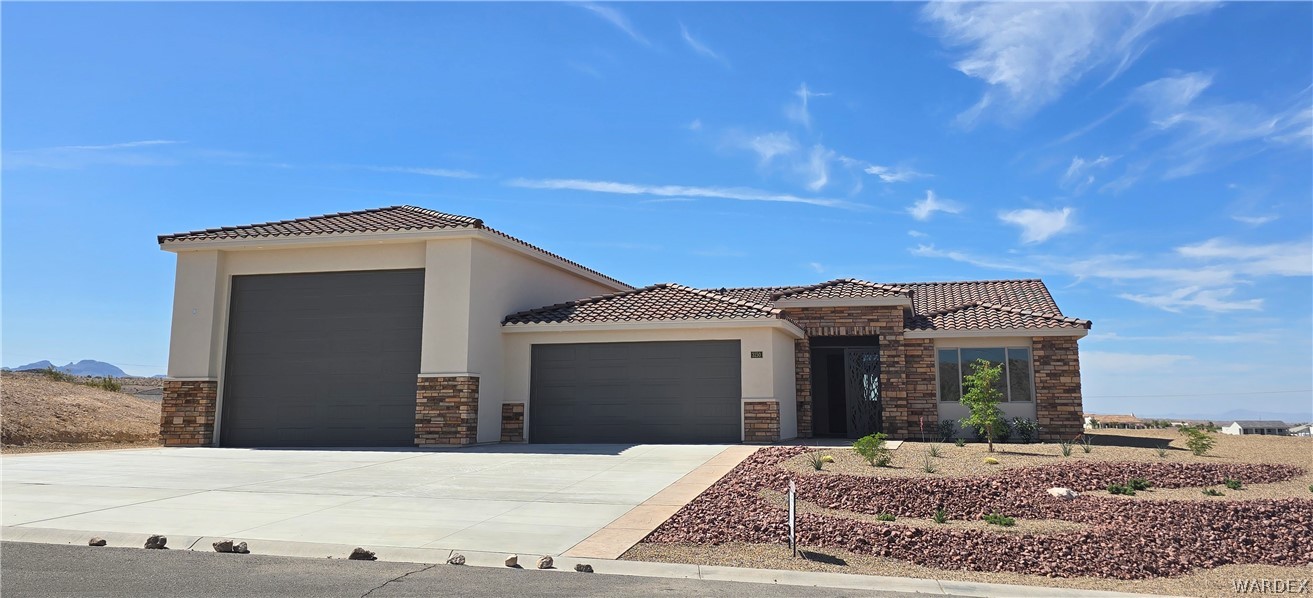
[1,444,739,556]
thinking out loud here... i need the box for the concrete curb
[2,526,1173,598]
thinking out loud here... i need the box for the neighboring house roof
[1228,420,1291,428]
[503,284,781,325]
[158,205,628,289]
[1085,414,1143,424]
[769,279,911,301]
[906,301,1090,331]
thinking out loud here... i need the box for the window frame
[935,345,1035,403]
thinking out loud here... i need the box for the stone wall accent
[781,305,908,438]
[501,402,525,443]
[1033,336,1084,441]
[743,401,781,444]
[160,379,217,446]
[415,375,480,446]
[902,337,940,439]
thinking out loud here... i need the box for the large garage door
[220,269,424,447]
[530,341,741,443]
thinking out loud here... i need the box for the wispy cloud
[1082,351,1195,373]
[907,230,928,238]
[999,207,1074,244]
[1061,155,1117,193]
[680,22,727,65]
[864,164,928,184]
[568,61,604,79]
[363,165,480,179]
[922,2,1213,126]
[579,3,649,46]
[4,139,185,169]
[808,262,826,274]
[53,140,181,151]
[906,190,963,221]
[505,177,849,208]
[738,131,799,166]
[685,118,703,131]
[1176,237,1313,277]
[805,145,833,191]
[1119,287,1263,313]
[1231,214,1278,226]
[786,82,829,130]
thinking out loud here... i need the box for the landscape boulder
[447,553,466,565]
[1047,487,1079,499]
[213,540,234,553]
[88,537,107,547]
[536,555,554,569]
[504,554,518,567]
[144,535,167,550]
[574,563,594,573]
[349,547,377,561]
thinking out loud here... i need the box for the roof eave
[502,318,806,338]
[774,297,913,308]
[904,328,1089,339]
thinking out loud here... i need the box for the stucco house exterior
[1220,421,1292,436]
[158,206,1090,447]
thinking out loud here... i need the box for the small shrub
[91,377,122,392]
[922,454,937,474]
[807,451,826,471]
[933,508,948,524]
[928,444,942,458]
[993,419,1013,444]
[853,433,892,467]
[1012,418,1038,444]
[982,456,999,465]
[954,438,966,448]
[936,419,957,442]
[1128,478,1151,491]
[1202,488,1224,497]
[1180,426,1215,456]
[1079,436,1094,453]
[1308,484,1312,493]
[1223,478,1242,490]
[1155,445,1168,458]
[1107,483,1137,496]
[983,513,1015,527]
[41,366,77,384]
[1059,441,1073,457]
[876,513,896,522]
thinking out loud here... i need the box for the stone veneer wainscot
[415,375,480,446]
[160,379,218,446]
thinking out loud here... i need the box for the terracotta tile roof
[503,284,780,325]
[906,301,1090,331]
[712,286,802,305]
[889,279,1062,315]
[158,205,628,288]
[770,279,912,301]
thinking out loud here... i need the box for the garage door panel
[530,341,741,444]
[221,269,423,447]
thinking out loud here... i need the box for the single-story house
[1290,424,1312,437]
[1220,420,1292,436]
[158,206,1090,448]
[1083,414,1147,429]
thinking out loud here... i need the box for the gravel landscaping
[631,430,1313,584]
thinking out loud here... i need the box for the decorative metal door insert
[844,349,881,437]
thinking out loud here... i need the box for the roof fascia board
[775,297,912,308]
[159,228,630,291]
[503,318,806,339]
[904,328,1088,339]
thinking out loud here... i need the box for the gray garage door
[530,341,741,443]
[220,269,424,447]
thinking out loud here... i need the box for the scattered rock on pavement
[144,535,167,549]
[213,540,234,553]
[1047,487,1078,499]
[348,547,377,561]
[504,554,518,567]
[88,537,107,547]
[536,555,554,569]
[447,554,466,565]
[574,563,594,573]
[234,542,249,554]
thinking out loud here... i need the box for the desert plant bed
[629,430,1313,591]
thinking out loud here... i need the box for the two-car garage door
[529,341,742,443]
[220,270,424,447]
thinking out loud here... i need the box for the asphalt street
[0,541,947,597]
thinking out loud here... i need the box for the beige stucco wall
[932,335,1038,424]
[501,324,799,442]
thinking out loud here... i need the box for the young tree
[961,358,1006,452]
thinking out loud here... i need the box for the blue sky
[3,2,1310,419]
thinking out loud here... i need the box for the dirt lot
[625,430,1313,597]
[1,372,161,452]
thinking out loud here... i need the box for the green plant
[1128,478,1151,491]
[928,444,942,458]
[933,509,948,524]
[853,433,893,467]
[807,451,826,471]
[993,419,1013,444]
[1180,426,1215,456]
[961,359,1006,452]
[954,438,966,447]
[1059,441,1073,457]
[1079,436,1094,453]
[91,377,122,392]
[1223,478,1242,490]
[1155,445,1168,458]
[41,366,77,384]
[936,419,957,442]
[1202,488,1224,497]
[922,454,937,473]
[1107,483,1137,496]
[983,513,1015,527]
[1308,484,1312,493]
[876,513,895,522]
[1012,418,1038,444]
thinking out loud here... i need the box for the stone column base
[415,375,479,446]
[160,379,218,446]
[501,403,525,443]
[744,400,781,444]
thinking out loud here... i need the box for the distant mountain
[6,359,129,377]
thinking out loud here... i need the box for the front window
[936,346,1033,402]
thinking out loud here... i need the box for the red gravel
[645,447,1313,579]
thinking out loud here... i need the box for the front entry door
[844,349,881,438]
